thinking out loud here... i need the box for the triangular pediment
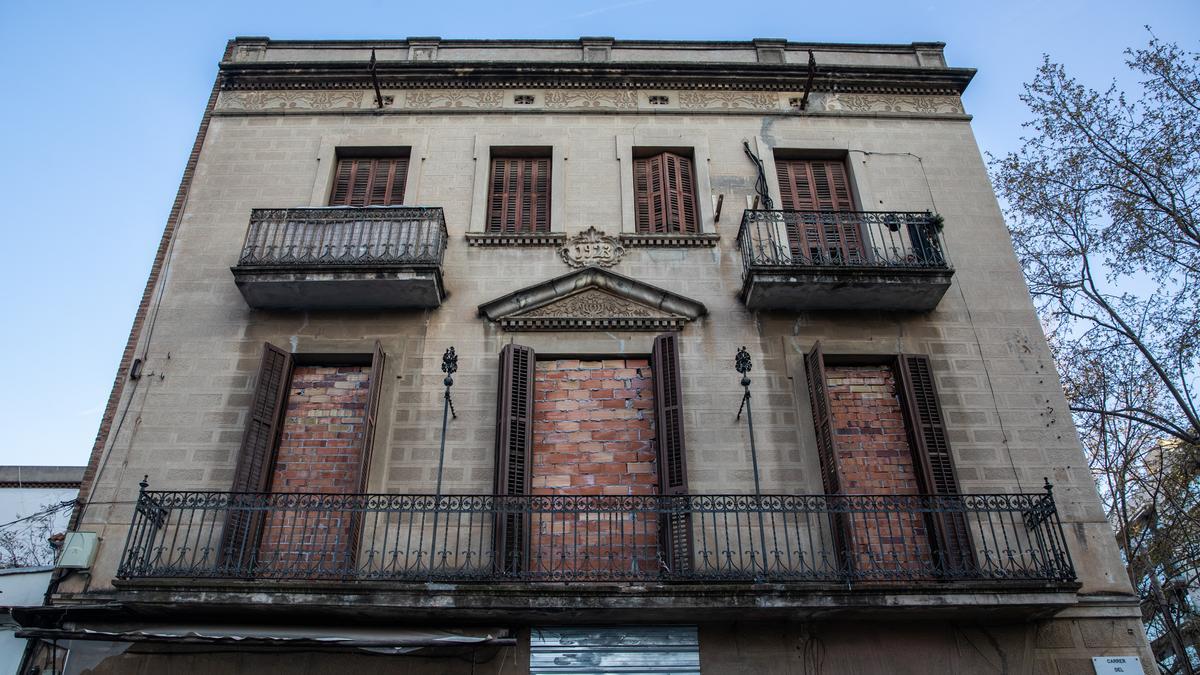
[478,267,707,331]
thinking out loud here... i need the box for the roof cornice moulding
[218,61,975,95]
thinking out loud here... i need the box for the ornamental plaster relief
[544,90,637,109]
[216,88,965,115]
[819,92,965,114]
[403,89,504,109]
[677,91,779,110]
[216,90,365,111]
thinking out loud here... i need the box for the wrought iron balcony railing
[118,489,1075,586]
[737,210,950,272]
[237,206,448,268]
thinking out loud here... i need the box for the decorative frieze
[677,91,779,110]
[544,90,637,109]
[215,88,965,116]
[217,91,364,111]
[404,90,504,109]
[819,93,964,115]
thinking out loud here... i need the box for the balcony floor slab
[231,266,444,310]
[741,266,954,312]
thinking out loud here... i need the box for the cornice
[218,60,974,96]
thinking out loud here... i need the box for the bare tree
[990,33,1200,673]
[0,501,70,569]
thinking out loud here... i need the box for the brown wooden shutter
[358,341,386,490]
[221,342,292,572]
[493,343,535,574]
[804,342,841,495]
[633,152,698,234]
[775,159,861,262]
[897,354,974,573]
[804,341,853,575]
[487,157,551,233]
[329,157,409,206]
[345,341,386,569]
[652,332,691,574]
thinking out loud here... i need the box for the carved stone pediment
[478,267,707,331]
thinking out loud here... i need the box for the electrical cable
[0,501,76,529]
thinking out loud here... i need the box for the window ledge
[465,232,567,247]
[619,233,721,248]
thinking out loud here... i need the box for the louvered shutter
[487,157,551,234]
[329,157,409,206]
[897,354,974,574]
[633,152,698,234]
[652,332,691,575]
[775,160,861,263]
[493,343,535,575]
[344,342,386,569]
[358,341,386,488]
[804,342,840,495]
[221,342,292,574]
[804,342,853,575]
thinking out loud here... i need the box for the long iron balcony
[118,489,1075,587]
[737,210,954,311]
[230,206,447,310]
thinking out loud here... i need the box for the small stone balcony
[231,206,447,310]
[736,210,954,312]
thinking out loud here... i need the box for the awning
[16,624,514,655]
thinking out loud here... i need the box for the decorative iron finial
[1043,476,1053,494]
[441,347,458,386]
[735,346,752,387]
[139,475,149,491]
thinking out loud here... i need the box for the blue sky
[0,0,1196,467]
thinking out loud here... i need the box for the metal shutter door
[530,626,700,674]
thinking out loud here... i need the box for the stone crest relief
[559,227,625,268]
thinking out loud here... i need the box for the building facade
[19,37,1153,673]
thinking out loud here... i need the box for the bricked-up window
[775,158,863,261]
[220,342,385,572]
[487,155,551,234]
[804,344,972,576]
[329,156,409,206]
[633,151,699,234]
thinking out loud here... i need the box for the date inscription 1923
[560,227,625,268]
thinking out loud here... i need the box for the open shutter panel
[652,332,691,575]
[221,342,292,572]
[329,158,408,206]
[358,341,386,491]
[532,157,551,233]
[493,343,535,574]
[805,342,855,576]
[897,354,974,573]
[344,341,386,569]
[804,342,841,495]
[638,156,657,233]
[652,333,688,495]
[672,153,698,234]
